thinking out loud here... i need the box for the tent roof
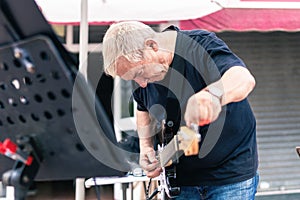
[180,0,300,32]
[180,8,300,32]
[35,0,300,31]
[35,0,221,25]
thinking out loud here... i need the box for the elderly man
[102,21,258,200]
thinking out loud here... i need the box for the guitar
[149,125,201,200]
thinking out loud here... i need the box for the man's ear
[145,39,158,51]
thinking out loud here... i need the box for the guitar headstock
[177,126,201,156]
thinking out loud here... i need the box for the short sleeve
[132,89,148,112]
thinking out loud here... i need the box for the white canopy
[35,0,222,24]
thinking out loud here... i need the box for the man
[102,21,259,199]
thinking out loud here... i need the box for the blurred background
[1,0,300,199]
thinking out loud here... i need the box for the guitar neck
[159,135,183,167]
[158,126,201,167]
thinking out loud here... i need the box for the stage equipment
[0,0,129,199]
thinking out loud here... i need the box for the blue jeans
[174,174,259,200]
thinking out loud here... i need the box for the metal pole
[76,3,88,198]
[79,0,89,80]
[75,178,85,200]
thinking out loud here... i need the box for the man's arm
[209,66,256,106]
[136,110,161,177]
[136,110,153,149]
[185,66,256,126]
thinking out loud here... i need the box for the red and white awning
[180,8,300,32]
[180,0,300,32]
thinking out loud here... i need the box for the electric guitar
[154,125,201,200]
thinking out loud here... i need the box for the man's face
[115,54,168,88]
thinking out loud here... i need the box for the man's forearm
[207,66,256,106]
[136,110,155,151]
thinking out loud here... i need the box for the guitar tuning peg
[196,133,201,142]
[190,123,199,133]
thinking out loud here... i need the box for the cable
[93,177,101,200]
[145,178,152,200]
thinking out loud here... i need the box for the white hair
[102,21,156,77]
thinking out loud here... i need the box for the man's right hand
[139,146,162,178]
[184,90,222,127]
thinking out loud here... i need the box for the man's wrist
[205,87,223,105]
[139,137,154,147]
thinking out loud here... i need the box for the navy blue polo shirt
[132,26,258,186]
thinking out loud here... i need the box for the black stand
[0,0,129,199]
[2,136,42,200]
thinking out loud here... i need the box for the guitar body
[151,125,200,200]
[157,143,181,199]
[164,165,181,198]
[159,120,181,199]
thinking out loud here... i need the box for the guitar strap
[159,54,186,198]
[163,54,185,147]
